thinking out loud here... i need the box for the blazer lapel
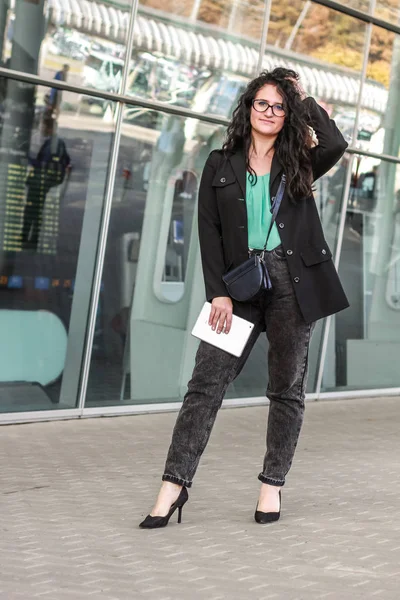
[228,149,283,198]
[228,148,246,198]
[270,153,284,193]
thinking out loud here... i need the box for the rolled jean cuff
[258,473,285,487]
[162,473,192,488]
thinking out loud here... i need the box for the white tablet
[191,302,255,357]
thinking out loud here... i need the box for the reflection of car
[127,52,207,105]
[83,51,124,93]
[90,41,125,58]
[334,109,382,146]
[124,105,160,129]
[334,112,355,143]
[122,52,208,127]
[185,73,248,141]
[48,31,90,61]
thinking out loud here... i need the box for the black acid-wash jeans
[163,246,316,488]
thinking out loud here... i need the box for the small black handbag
[222,174,286,302]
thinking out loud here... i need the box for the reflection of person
[48,64,70,116]
[22,118,70,250]
[139,68,349,529]
[357,165,378,211]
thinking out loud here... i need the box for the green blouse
[246,172,281,250]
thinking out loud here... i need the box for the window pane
[357,28,398,158]
[264,1,377,146]
[321,155,400,391]
[0,76,116,411]
[375,1,400,26]
[85,107,225,406]
[0,0,131,94]
[127,2,265,113]
[140,0,265,36]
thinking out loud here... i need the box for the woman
[139,68,349,528]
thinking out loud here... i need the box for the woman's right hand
[209,297,233,334]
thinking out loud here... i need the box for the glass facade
[0,0,399,419]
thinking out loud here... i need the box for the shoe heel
[139,486,188,529]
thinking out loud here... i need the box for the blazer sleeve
[304,97,348,181]
[198,151,229,301]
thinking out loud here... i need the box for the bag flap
[300,245,332,267]
[222,256,260,285]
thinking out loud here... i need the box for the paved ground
[1,396,400,600]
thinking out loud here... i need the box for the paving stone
[0,397,400,599]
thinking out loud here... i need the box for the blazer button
[322,249,327,254]
[278,223,284,229]
[294,276,300,283]
[220,177,226,183]
[286,249,293,255]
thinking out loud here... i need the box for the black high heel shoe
[139,487,189,529]
[254,490,281,524]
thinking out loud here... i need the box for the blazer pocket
[300,245,332,266]
[212,172,237,187]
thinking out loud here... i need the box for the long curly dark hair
[222,68,314,200]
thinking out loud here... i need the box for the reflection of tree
[141,0,265,36]
[293,4,365,70]
[141,0,396,87]
[273,0,394,85]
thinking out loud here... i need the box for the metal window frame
[0,67,231,126]
[256,0,273,73]
[3,386,400,424]
[0,0,400,424]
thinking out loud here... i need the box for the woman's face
[250,83,286,138]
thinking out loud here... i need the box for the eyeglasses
[252,99,286,117]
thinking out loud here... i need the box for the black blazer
[198,97,349,324]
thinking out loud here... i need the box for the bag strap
[262,174,286,251]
